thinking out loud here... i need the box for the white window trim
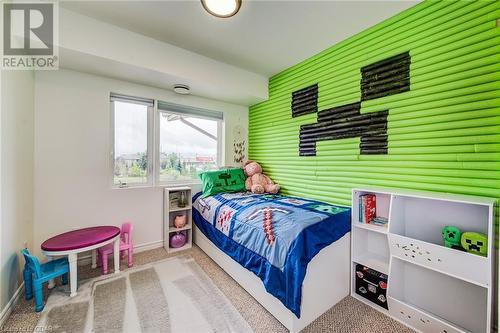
[155,106,223,186]
[110,98,154,189]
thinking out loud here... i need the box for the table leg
[68,253,78,297]
[114,238,120,274]
[91,249,97,269]
[46,256,55,289]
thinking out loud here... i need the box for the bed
[192,191,351,332]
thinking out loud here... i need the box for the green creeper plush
[461,232,488,257]
[442,226,462,248]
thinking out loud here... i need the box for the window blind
[110,93,154,107]
[158,101,223,120]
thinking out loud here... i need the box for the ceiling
[60,1,419,77]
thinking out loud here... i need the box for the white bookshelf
[351,188,495,333]
[163,186,192,254]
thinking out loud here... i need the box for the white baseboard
[0,282,24,328]
[133,240,164,253]
[77,239,163,266]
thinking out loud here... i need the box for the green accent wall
[249,1,500,213]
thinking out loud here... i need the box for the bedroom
[0,0,498,332]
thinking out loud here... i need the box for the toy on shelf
[441,226,488,256]
[170,231,187,248]
[178,191,188,208]
[174,215,187,228]
[461,232,488,257]
[441,226,462,249]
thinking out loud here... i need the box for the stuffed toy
[243,160,280,194]
[461,232,488,257]
[442,226,462,249]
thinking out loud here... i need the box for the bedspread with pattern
[192,191,351,317]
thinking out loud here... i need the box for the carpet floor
[1,245,414,333]
[36,255,252,333]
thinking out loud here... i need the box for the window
[111,94,153,187]
[110,94,222,187]
[157,101,222,183]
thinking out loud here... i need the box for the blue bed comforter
[192,191,351,318]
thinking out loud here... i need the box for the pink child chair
[98,222,133,274]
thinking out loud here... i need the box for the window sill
[111,184,152,190]
[156,180,202,188]
[111,180,201,190]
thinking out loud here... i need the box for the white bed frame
[193,226,350,333]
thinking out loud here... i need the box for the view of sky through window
[113,100,219,185]
[114,101,148,185]
[159,112,218,182]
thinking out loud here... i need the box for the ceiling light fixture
[201,0,242,18]
[173,84,190,95]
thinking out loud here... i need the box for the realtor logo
[1,2,58,69]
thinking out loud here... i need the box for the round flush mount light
[173,84,190,95]
[201,0,242,18]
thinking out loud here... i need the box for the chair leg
[23,269,33,300]
[62,273,68,285]
[128,246,133,268]
[34,284,44,312]
[91,249,97,269]
[102,253,109,274]
[97,251,102,267]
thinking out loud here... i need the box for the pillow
[199,168,246,197]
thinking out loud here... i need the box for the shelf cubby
[389,195,490,252]
[168,210,192,231]
[167,231,192,253]
[388,194,492,286]
[388,297,466,333]
[352,189,391,224]
[163,187,193,254]
[352,227,389,274]
[388,257,489,333]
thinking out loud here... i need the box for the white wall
[58,8,268,105]
[33,69,248,257]
[0,70,35,313]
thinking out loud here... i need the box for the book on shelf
[371,217,388,226]
[359,194,376,223]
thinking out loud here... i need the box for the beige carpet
[1,245,414,333]
[36,255,251,333]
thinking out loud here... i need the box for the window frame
[110,96,154,189]
[154,107,223,186]
[109,94,224,189]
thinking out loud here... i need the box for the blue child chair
[21,249,69,312]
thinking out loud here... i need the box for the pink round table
[41,226,121,297]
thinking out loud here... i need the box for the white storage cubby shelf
[163,187,193,254]
[350,188,495,333]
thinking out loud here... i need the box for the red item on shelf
[362,194,376,224]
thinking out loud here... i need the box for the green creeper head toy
[442,226,461,248]
[461,232,488,257]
